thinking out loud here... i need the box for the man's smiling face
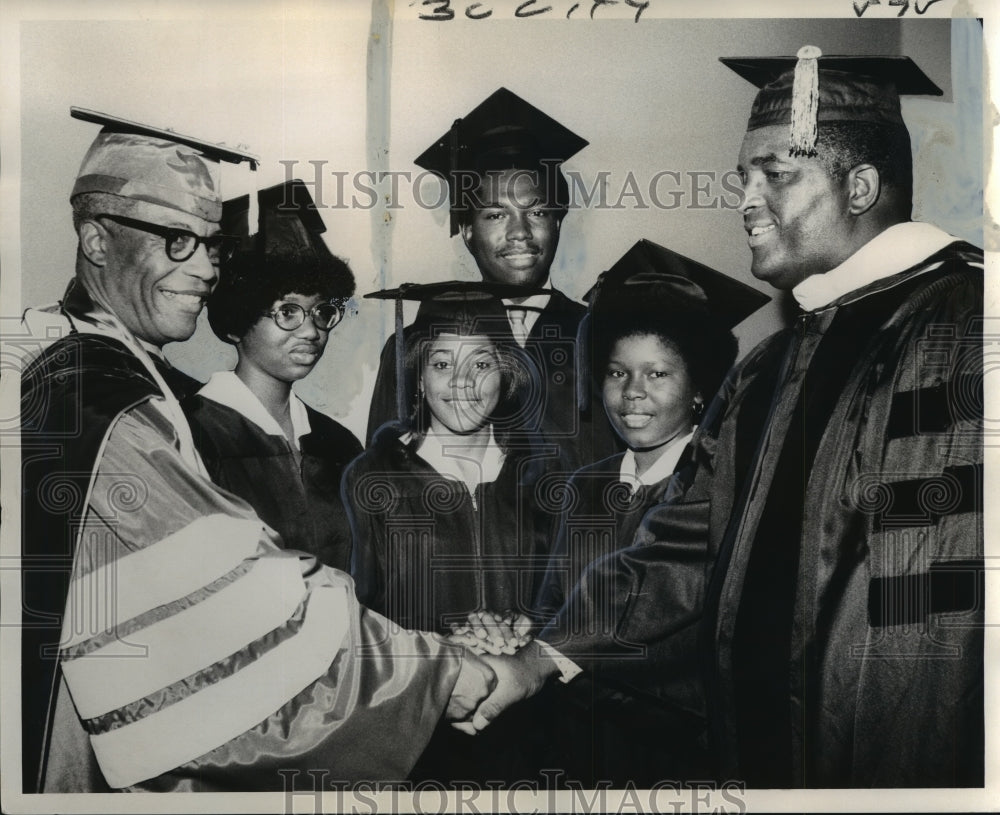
[93,203,220,344]
[460,169,561,288]
[737,124,854,290]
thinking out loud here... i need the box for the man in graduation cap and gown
[18,109,495,793]
[366,87,618,473]
[464,48,984,789]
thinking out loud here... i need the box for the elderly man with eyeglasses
[18,110,496,793]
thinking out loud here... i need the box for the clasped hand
[448,609,534,655]
[444,609,555,735]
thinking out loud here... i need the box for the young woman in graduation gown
[344,283,567,783]
[183,181,362,572]
[533,240,768,786]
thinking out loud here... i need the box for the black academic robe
[345,423,563,632]
[535,453,679,622]
[540,240,984,788]
[534,453,709,786]
[183,395,362,571]
[366,289,618,473]
[344,423,566,784]
[156,360,203,400]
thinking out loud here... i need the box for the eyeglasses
[263,302,345,332]
[98,214,239,265]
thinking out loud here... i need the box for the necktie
[508,307,528,347]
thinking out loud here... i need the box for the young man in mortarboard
[461,49,984,789]
[18,109,495,793]
[366,87,618,473]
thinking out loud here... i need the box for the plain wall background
[13,11,981,441]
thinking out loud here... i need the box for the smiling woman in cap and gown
[19,110,491,793]
[531,239,768,786]
[347,281,564,636]
[183,180,362,571]
[345,281,566,782]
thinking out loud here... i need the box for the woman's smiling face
[602,332,698,453]
[421,332,502,436]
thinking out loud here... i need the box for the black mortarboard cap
[366,280,547,421]
[584,240,770,328]
[209,180,355,343]
[222,179,333,258]
[414,88,588,235]
[721,47,943,156]
[366,280,549,308]
[577,239,770,408]
[71,106,259,223]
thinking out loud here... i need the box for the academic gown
[539,238,985,788]
[535,451,686,621]
[345,423,563,633]
[184,381,363,571]
[534,447,709,786]
[20,279,464,793]
[365,289,619,473]
[344,423,565,783]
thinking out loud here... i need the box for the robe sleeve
[342,454,390,618]
[535,385,732,708]
[531,474,577,626]
[537,461,712,661]
[60,400,462,791]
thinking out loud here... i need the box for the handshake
[442,610,557,735]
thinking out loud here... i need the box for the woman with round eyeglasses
[183,183,362,571]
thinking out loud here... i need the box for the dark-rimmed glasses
[263,302,345,332]
[98,214,239,265]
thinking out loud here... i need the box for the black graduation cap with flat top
[584,239,770,325]
[366,280,548,422]
[720,47,942,156]
[208,179,355,343]
[577,239,771,408]
[414,87,588,235]
[221,179,338,259]
[720,54,942,95]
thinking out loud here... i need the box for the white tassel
[790,45,822,156]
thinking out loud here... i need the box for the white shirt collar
[415,425,506,492]
[197,370,312,448]
[618,430,693,494]
[792,222,959,311]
